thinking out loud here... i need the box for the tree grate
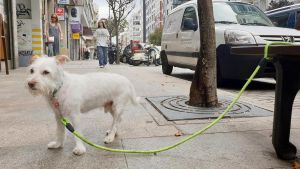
[146,96,272,121]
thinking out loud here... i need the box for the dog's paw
[47,141,62,149]
[72,146,86,156]
[106,130,118,136]
[104,135,115,144]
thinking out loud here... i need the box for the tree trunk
[115,29,120,64]
[189,0,218,107]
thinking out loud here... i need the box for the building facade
[44,0,96,60]
[128,9,143,43]
[145,0,163,41]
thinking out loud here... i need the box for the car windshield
[213,2,273,26]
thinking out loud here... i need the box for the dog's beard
[27,79,58,97]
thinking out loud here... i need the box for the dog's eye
[30,69,34,74]
[42,70,50,75]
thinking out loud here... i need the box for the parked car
[120,43,144,63]
[161,0,300,85]
[265,4,300,30]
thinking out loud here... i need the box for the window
[214,2,273,26]
[269,13,290,27]
[287,11,296,28]
[181,6,198,30]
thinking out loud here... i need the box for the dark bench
[231,45,300,160]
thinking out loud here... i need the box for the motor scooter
[108,45,117,64]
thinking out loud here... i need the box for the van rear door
[162,8,184,64]
[177,5,199,68]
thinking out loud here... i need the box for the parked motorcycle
[108,45,117,64]
[129,46,161,66]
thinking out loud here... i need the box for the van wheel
[161,52,173,75]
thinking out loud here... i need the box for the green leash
[60,42,292,154]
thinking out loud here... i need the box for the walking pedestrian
[46,14,63,57]
[93,20,109,68]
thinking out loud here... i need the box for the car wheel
[131,60,142,66]
[155,58,162,65]
[161,52,173,75]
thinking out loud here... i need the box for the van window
[214,2,273,26]
[181,7,198,31]
[269,13,290,27]
[287,11,296,28]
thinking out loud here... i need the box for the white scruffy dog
[26,55,139,155]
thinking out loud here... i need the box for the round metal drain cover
[161,96,251,115]
[146,96,272,121]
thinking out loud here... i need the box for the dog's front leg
[68,114,86,155]
[48,114,65,149]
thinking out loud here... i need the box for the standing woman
[46,14,63,56]
[93,20,109,68]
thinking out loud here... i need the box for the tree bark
[106,0,134,64]
[115,28,120,64]
[189,0,218,107]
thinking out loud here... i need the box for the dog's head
[26,55,69,96]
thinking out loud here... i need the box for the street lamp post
[143,0,146,43]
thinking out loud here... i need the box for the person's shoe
[99,65,104,68]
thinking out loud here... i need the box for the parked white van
[161,0,300,84]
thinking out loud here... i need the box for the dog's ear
[30,55,40,64]
[55,55,70,65]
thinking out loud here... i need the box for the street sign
[55,7,65,21]
[57,0,69,5]
[72,33,80,40]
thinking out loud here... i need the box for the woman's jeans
[97,46,108,66]
[48,43,54,57]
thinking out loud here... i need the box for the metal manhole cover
[146,96,272,121]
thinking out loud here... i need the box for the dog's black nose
[28,82,36,89]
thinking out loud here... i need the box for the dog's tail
[131,96,141,105]
[130,85,140,105]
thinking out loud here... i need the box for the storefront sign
[55,7,65,21]
[69,6,81,23]
[57,0,69,5]
[72,33,80,40]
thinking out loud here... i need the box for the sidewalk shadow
[220,79,276,90]
[171,73,276,90]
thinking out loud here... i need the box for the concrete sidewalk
[1,60,300,169]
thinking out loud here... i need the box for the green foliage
[148,27,163,46]
[267,0,294,10]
